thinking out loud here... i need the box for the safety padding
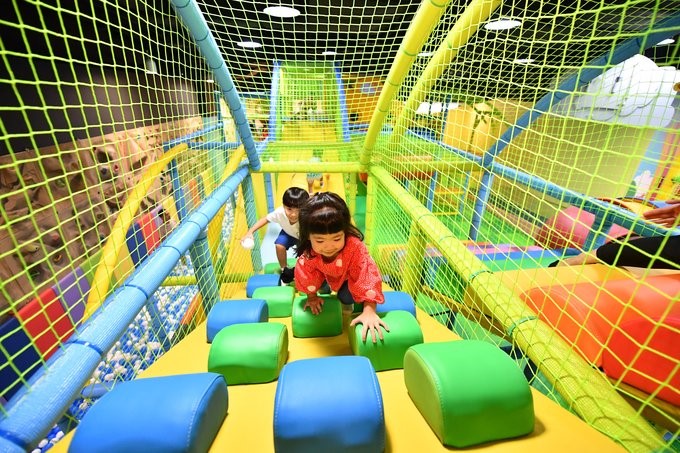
[379,291,416,317]
[274,356,385,453]
[206,299,269,343]
[523,274,680,366]
[208,322,288,385]
[69,373,228,453]
[291,294,342,338]
[404,340,534,448]
[264,259,297,274]
[349,310,423,371]
[246,274,281,297]
[602,315,680,406]
[252,286,296,318]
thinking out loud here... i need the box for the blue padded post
[206,299,269,342]
[246,274,281,297]
[379,291,417,317]
[69,373,228,453]
[274,356,385,453]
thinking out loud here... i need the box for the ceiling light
[656,38,675,46]
[448,102,459,110]
[321,50,337,56]
[263,6,300,18]
[513,58,534,64]
[484,18,522,31]
[237,41,262,49]
[206,79,215,83]
[418,51,433,57]
[416,102,430,115]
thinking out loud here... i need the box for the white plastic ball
[241,237,254,249]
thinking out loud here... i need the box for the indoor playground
[1,1,680,452]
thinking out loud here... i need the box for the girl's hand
[350,303,390,343]
[643,200,680,228]
[303,294,324,315]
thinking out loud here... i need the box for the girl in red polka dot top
[295,192,390,343]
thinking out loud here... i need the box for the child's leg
[275,243,288,269]
[336,281,355,305]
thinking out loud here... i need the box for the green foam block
[404,340,534,447]
[208,323,288,385]
[252,286,295,317]
[263,258,297,274]
[291,294,342,338]
[349,310,423,371]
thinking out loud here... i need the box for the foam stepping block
[349,310,423,371]
[378,291,417,317]
[252,286,295,318]
[264,258,297,274]
[291,294,342,338]
[274,356,385,453]
[206,299,269,342]
[246,273,281,297]
[208,322,288,385]
[403,340,534,447]
[69,373,228,453]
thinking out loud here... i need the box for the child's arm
[346,240,390,343]
[295,256,326,314]
[241,216,269,242]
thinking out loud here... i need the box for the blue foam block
[126,222,148,266]
[70,373,228,453]
[246,274,281,298]
[378,291,416,317]
[206,299,269,342]
[274,356,385,453]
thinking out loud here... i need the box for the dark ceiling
[1,0,679,103]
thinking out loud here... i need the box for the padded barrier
[404,340,534,448]
[523,274,680,369]
[291,294,342,338]
[350,310,423,371]
[274,356,385,453]
[206,299,269,342]
[208,322,288,385]
[69,373,228,453]
[602,316,680,406]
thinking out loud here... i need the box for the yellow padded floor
[53,305,623,452]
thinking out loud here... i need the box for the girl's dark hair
[296,192,363,257]
[282,187,309,209]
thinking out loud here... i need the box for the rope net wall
[0,0,678,451]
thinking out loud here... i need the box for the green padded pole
[389,0,502,149]
[360,0,453,166]
[364,174,377,256]
[401,223,427,298]
[347,172,357,218]
[188,229,220,314]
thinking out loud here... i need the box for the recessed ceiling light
[484,18,522,31]
[656,38,675,46]
[237,41,262,49]
[206,79,215,83]
[513,58,534,64]
[418,51,433,57]
[263,6,300,18]
[321,50,337,56]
